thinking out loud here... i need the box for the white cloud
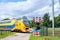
[0,0,59,20]
[0,0,43,19]
[24,2,60,20]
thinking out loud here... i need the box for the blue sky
[0,0,60,20]
[0,0,26,2]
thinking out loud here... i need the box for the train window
[0,20,11,24]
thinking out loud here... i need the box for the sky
[0,0,60,20]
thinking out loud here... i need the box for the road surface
[1,33,30,40]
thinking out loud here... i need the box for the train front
[22,19,30,32]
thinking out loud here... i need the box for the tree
[43,13,50,27]
[43,13,50,36]
[55,14,60,27]
[49,20,52,28]
[22,16,28,19]
[3,18,10,20]
[29,20,34,28]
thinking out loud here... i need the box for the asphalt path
[1,33,30,40]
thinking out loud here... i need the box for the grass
[29,28,60,40]
[0,31,16,39]
[29,35,60,40]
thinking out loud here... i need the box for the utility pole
[52,0,55,36]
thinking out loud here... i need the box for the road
[1,33,30,40]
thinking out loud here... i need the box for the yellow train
[0,19,30,32]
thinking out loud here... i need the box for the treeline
[29,13,60,28]
[2,13,60,28]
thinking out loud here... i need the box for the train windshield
[23,19,29,26]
